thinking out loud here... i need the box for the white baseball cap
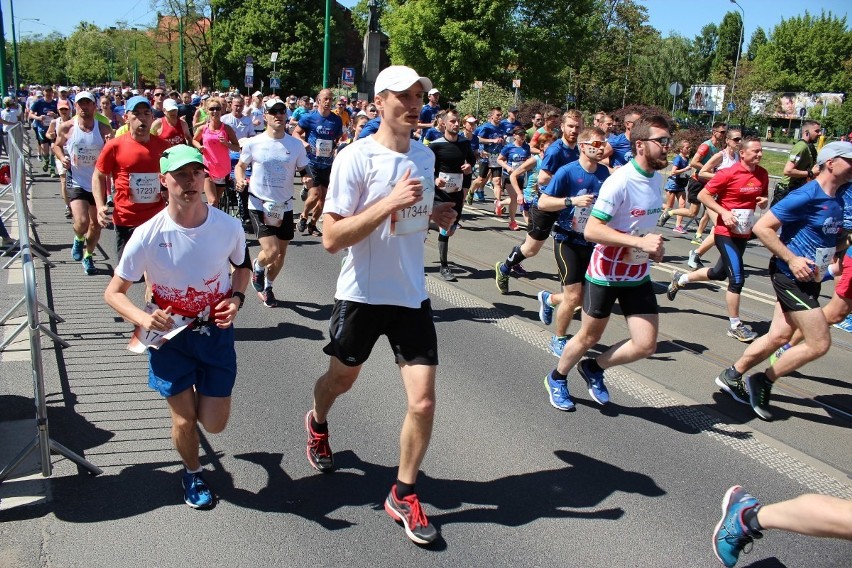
[163,98,179,112]
[75,91,96,103]
[374,66,432,94]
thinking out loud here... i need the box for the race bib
[730,208,755,235]
[488,153,500,168]
[262,199,291,227]
[623,231,649,265]
[129,173,161,203]
[813,247,835,281]
[126,303,195,354]
[316,138,333,158]
[438,172,463,193]
[572,206,592,233]
[391,177,435,236]
[74,145,100,167]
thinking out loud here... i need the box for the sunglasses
[267,108,287,115]
[730,137,742,142]
[642,136,672,147]
[153,93,165,97]
[207,106,221,111]
[581,140,607,148]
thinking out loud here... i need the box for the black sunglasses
[267,108,287,115]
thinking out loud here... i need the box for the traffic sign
[474,81,483,89]
[727,102,736,112]
[668,82,683,97]
[158,73,166,89]
[221,79,230,88]
[341,68,355,88]
[270,77,281,89]
[512,79,521,89]
[270,52,278,63]
[245,75,254,88]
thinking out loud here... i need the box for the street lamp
[10,2,39,95]
[132,28,139,90]
[727,0,745,121]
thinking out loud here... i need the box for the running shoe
[384,484,438,544]
[667,270,685,301]
[712,485,762,568]
[300,187,308,201]
[182,470,215,509]
[511,262,528,276]
[673,225,687,234]
[544,373,575,411]
[508,219,519,231]
[690,233,703,246]
[474,190,486,202]
[537,291,554,325]
[494,200,503,217]
[71,238,84,262]
[64,206,72,219]
[495,261,509,294]
[687,249,704,270]
[715,369,749,405]
[82,256,96,275]
[578,359,609,405]
[439,266,456,282]
[549,335,567,357]
[465,191,474,205]
[305,410,334,473]
[260,287,278,308]
[106,194,114,207]
[42,159,49,172]
[657,210,671,227]
[768,344,788,366]
[746,373,774,421]
[307,223,323,237]
[727,323,758,343]
[297,216,308,234]
[251,263,265,292]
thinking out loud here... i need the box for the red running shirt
[705,161,769,238]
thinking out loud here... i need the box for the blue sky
[4,0,849,45]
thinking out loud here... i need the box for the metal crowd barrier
[0,123,101,484]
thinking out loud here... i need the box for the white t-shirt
[586,160,662,287]
[249,107,265,132]
[2,108,20,133]
[239,132,308,211]
[325,136,436,308]
[221,113,254,140]
[116,206,246,316]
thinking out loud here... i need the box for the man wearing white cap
[53,91,112,275]
[151,98,192,147]
[304,65,456,545]
[418,87,441,130]
[715,141,852,422]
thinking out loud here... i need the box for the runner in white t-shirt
[544,115,670,409]
[304,66,456,546]
[235,98,310,308]
[104,145,249,511]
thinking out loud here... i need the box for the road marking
[426,277,852,499]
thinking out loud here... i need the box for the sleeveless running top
[68,120,104,191]
[158,119,185,147]
[718,149,740,171]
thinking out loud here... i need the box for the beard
[647,155,669,171]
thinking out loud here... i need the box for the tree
[455,82,516,123]
[710,11,743,82]
[64,23,113,85]
[752,10,852,92]
[632,33,697,110]
[154,0,215,89]
[210,0,349,94]
[745,27,767,61]
[351,0,388,38]
[691,23,718,82]
[18,33,67,86]
[380,0,513,99]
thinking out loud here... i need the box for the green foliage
[691,23,718,81]
[64,23,113,85]
[381,0,514,99]
[632,33,696,109]
[454,82,516,123]
[17,33,67,86]
[752,10,852,92]
[351,0,388,38]
[710,11,743,81]
[745,27,767,61]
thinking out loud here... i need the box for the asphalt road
[1,156,850,567]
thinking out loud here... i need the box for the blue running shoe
[713,485,761,567]
[549,335,567,357]
[82,255,96,275]
[578,359,609,405]
[71,238,84,262]
[538,291,554,325]
[251,263,265,293]
[182,470,215,509]
[544,373,575,411]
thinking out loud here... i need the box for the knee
[636,340,657,358]
[199,414,229,434]
[727,282,744,294]
[172,412,198,435]
[808,333,832,358]
[408,393,436,419]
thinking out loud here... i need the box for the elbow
[322,234,342,254]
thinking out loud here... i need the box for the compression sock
[505,245,526,269]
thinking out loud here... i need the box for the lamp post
[727,0,745,122]
[132,28,139,90]
[10,5,38,95]
[322,0,330,88]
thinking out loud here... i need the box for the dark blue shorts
[148,324,237,398]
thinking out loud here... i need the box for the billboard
[750,92,845,119]
[688,84,726,113]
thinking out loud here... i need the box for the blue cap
[126,95,152,112]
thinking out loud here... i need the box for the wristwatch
[231,291,245,310]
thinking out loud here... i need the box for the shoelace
[309,431,332,457]
[402,494,429,529]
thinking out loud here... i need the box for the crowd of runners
[9,66,852,565]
